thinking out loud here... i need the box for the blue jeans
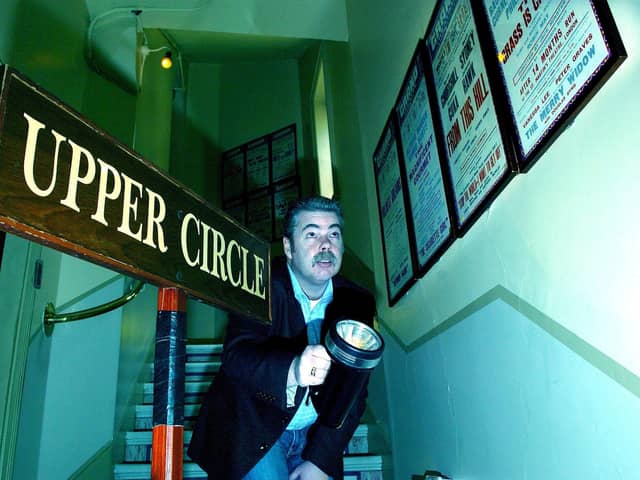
[242,426,333,479]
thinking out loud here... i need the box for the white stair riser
[142,381,210,405]
[114,461,383,480]
[134,403,371,451]
[124,428,370,462]
[145,361,221,383]
[186,344,223,356]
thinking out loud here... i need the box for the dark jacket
[188,256,376,479]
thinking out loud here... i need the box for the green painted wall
[134,28,174,171]
[21,278,124,480]
[218,59,304,153]
[319,41,374,268]
[0,235,36,479]
[171,63,222,205]
[342,0,640,477]
[297,43,322,199]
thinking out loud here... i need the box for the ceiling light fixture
[137,44,172,87]
[134,10,179,89]
[160,51,173,69]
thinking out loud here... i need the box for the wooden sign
[0,66,270,321]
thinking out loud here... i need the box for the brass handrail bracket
[43,280,145,336]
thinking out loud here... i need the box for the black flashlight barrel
[316,362,372,428]
[316,319,384,428]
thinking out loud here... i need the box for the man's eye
[306,232,317,238]
[330,231,340,238]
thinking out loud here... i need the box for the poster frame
[392,40,457,278]
[423,0,519,236]
[373,114,418,306]
[474,0,627,172]
[220,124,300,241]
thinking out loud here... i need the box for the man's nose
[318,234,331,250]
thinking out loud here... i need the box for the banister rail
[43,280,145,336]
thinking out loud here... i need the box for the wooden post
[151,288,187,480]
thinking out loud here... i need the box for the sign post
[152,288,187,480]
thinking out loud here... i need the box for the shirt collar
[287,263,333,311]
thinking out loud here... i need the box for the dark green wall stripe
[379,285,640,399]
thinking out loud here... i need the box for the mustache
[312,251,337,267]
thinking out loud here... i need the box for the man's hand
[290,345,331,387]
[289,460,329,480]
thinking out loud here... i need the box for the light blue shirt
[286,264,333,430]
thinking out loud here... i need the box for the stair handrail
[43,280,145,335]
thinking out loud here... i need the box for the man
[188,196,376,479]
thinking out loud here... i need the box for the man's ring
[310,366,317,377]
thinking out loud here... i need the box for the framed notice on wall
[476,0,627,171]
[424,0,517,234]
[373,116,416,306]
[273,180,301,240]
[222,147,244,202]
[271,125,298,183]
[394,41,455,276]
[221,124,300,241]
[246,190,273,241]
[225,199,246,225]
[246,137,270,191]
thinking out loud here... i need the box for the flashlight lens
[336,320,382,351]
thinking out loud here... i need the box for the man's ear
[283,236,292,260]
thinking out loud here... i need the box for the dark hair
[283,196,344,241]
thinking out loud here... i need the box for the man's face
[283,210,344,297]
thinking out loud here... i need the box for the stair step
[145,360,221,382]
[186,343,223,360]
[135,404,200,430]
[142,381,209,404]
[135,403,381,441]
[124,424,371,462]
[114,457,384,479]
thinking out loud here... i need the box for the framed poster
[271,124,298,183]
[222,147,244,202]
[373,116,416,306]
[224,199,246,225]
[394,41,455,277]
[273,180,301,240]
[246,137,270,191]
[477,0,627,171]
[221,124,300,241]
[246,190,273,241]
[424,0,517,234]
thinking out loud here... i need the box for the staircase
[114,342,387,479]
